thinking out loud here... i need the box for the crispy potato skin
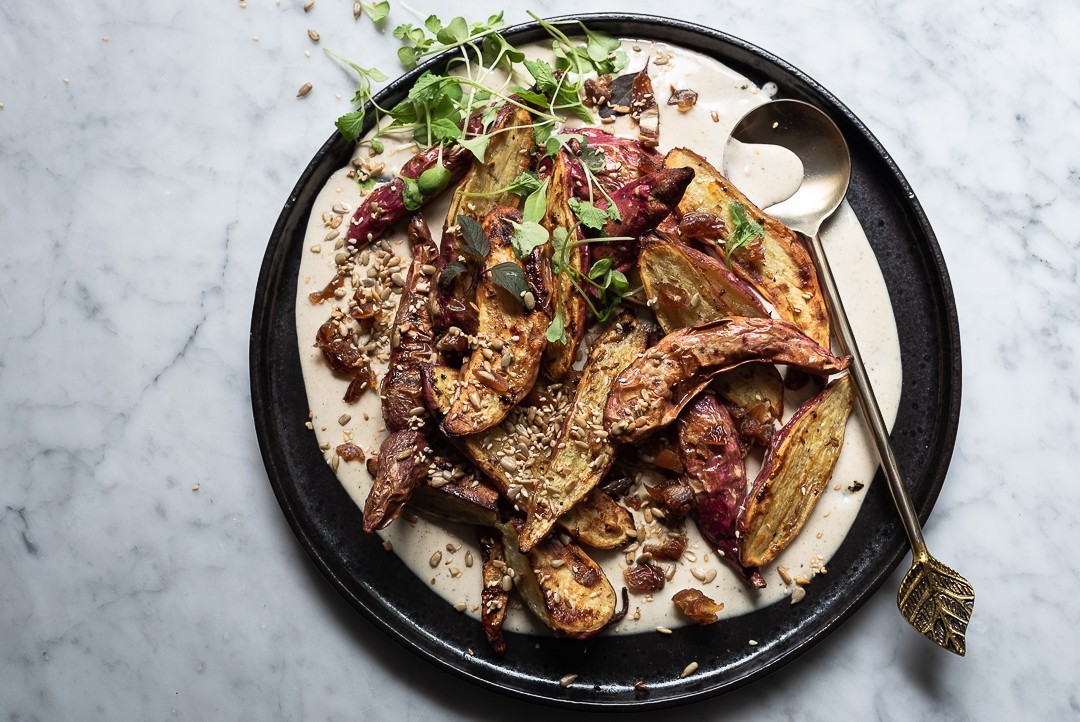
[381,214,440,432]
[604,317,849,444]
[440,208,548,437]
[425,365,635,549]
[432,105,535,335]
[678,394,765,588]
[740,375,855,567]
[498,519,617,639]
[363,429,429,532]
[520,313,649,552]
[638,232,783,445]
[665,147,831,348]
[541,153,588,380]
[479,531,509,655]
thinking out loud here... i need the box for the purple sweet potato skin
[380,214,440,432]
[363,429,429,532]
[678,394,765,588]
[344,112,484,250]
[566,127,664,194]
[590,167,695,274]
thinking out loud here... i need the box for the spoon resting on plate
[728,99,974,656]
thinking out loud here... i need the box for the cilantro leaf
[438,261,468,290]
[489,262,529,303]
[456,215,489,259]
[568,198,609,231]
[510,221,549,259]
[726,201,765,264]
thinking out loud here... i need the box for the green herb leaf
[524,58,558,96]
[609,270,629,295]
[335,110,366,141]
[506,171,542,197]
[489,262,529,303]
[417,164,451,196]
[726,201,765,264]
[481,33,525,67]
[510,221,549,259]
[588,257,613,282]
[438,260,468,290]
[551,227,571,274]
[356,175,377,192]
[458,134,490,163]
[397,46,419,69]
[522,179,549,223]
[428,117,463,143]
[568,198,609,231]
[424,15,442,34]
[402,178,423,211]
[456,214,489,259]
[363,1,390,23]
[546,308,568,344]
[436,16,469,45]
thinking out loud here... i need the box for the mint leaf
[568,198,609,231]
[522,179,549,223]
[524,58,558,96]
[489,262,529,303]
[510,221,549,259]
[438,260,468,290]
[456,215,489,259]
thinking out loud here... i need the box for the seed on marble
[353,2,362,19]
[307,28,321,42]
[303,0,314,10]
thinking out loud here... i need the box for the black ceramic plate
[250,14,961,710]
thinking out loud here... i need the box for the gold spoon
[729,99,974,655]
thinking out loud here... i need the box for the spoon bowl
[729,99,851,238]
[728,99,975,656]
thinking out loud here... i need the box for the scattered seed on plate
[559,674,578,688]
[656,626,673,635]
[429,551,442,567]
[790,586,806,604]
[680,661,699,678]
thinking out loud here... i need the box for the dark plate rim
[250,13,961,710]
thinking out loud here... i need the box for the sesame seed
[656,627,673,635]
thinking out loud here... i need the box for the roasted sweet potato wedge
[677,394,764,588]
[520,313,649,552]
[381,214,440,432]
[497,519,617,639]
[638,232,784,446]
[541,152,588,380]
[440,208,548,437]
[408,472,501,527]
[432,104,536,334]
[740,375,855,568]
[424,364,635,549]
[665,147,831,348]
[609,317,842,444]
[605,317,849,444]
[638,233,766,330]
[363,429,430,531]
[479,530,510,655]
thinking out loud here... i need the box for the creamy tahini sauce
[294,40,902,637]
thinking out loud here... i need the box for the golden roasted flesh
[520,312,649,552]
[541,153,588,380]
[665,147,831,348]
[498,519,617,639]
[440,208,548,437]
[604,317,849,444]
[740,375,855,568]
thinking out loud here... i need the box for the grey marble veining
[2,0,1079,719]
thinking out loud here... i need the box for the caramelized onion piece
[624,561,666,593]
[667,86,699,112]
[672,588,724,625]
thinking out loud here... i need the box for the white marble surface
[2,1,1078,719]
